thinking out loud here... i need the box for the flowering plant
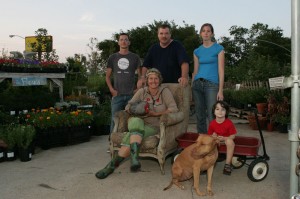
[24,107,93,130]
[0,58,66,73]
[265,92,290,125]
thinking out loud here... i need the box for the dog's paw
[195,189,206,196]
[207,190,214,196]
[179,185,185,190]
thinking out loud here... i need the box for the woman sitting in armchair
[95,68,179,179]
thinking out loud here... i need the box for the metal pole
[290,0,300,197]
[9,35,25,39]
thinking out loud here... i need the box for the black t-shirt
[143,40,189,83]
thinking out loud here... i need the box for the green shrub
[86,74,104,92]
[0,85,57,112]
[0,125,17,149]
[63,72,88,96]
[15,125,36,149]
[93,99,111,126]
[225,87,269,108]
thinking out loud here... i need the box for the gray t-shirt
[107,52,141,95]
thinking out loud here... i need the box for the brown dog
[164,134,219,196]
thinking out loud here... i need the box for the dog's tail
[163,181,173,191]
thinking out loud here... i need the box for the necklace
[149,89,159,97]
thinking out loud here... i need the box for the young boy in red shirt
[208,101,237,175]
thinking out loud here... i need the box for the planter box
[36,126,91,150]
[68,126,91,145]
[36,127,68,150]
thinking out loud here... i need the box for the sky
[0,0,291,63]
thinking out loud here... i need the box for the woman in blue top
[192,23,225,133]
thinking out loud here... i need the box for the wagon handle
[253,108,270,161]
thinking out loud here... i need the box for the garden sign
[12,77,47,86]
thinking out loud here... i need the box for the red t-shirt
[207,118,237,137]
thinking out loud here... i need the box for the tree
[95,20,199,75]
[86,37,101,74]
[90,21,290,82]
[30,28,59,62]
[219,23,291,82]
[66,54,87,73]
[64,54,88,96]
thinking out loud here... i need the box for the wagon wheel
[171,148,183,164]
[231,156,246,169]
[247,158,269,182]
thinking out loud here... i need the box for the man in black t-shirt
[137,24,190,87]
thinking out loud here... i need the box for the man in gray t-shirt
[106,33,141,136]
[107,53,140,95]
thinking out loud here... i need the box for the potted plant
[238,90,252,110]
[67,109,93,145]
[274,114,290,133]
[250,88,268,114]
[24,106,93,148]
[267,94,290,133]
[0,125,18,161]
[265,93,277,131]
[247,113,267,130]
[271,96,290,133]
[15,125,36,162]
[0,125,7,162]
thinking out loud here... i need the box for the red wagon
[174,111,270,182]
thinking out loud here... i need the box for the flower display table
[0,72,65,102]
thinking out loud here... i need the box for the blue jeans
[192,78,219,133]
[110,95,133,134]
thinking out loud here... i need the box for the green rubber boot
[95,155,124,179]
[130,142,141,172]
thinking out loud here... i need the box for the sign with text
[268,76,285,90]
[25,36,53,52]
[12,77,47,86]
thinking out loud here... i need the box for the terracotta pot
[247,115,267,130]
[256,103,267,114]
[248,115,258,130]
[267,123,274,132]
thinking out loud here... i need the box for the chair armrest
[160,111,184,126]
[113,110,130,133]
[158,112,185,155]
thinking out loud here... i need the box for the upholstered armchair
[109,83,191,174]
